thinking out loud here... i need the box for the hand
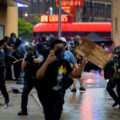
[45,55,56,65]
[25,54,34,64]
[82,56,88,64]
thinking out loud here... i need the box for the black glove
[25,53,34,64]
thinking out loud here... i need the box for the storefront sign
[56,0,84,7]
[62,7,71,13]
[41,15,72,23]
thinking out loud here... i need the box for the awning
[33,22,111,32]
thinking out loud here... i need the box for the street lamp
[58,0,62,37]
[24,12,28,17]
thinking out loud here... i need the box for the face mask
[55,49,64,60]
[75,42,79,46]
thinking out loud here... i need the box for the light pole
[58,0,62,37]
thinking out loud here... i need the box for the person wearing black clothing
[0,39,9,106]
[36,35,50,60]
[13,38,26,80]
[37,39,88,120]
[105,46,120,108]
[18,44,42,115]
[4,36,15,80]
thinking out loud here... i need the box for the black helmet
[10,33,16,38]
[113,46,120,54]
[26,43,35,52]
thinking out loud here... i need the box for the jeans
[21,80,40,111]
[38,89,63,120]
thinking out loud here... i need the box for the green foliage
[18,18,34,41]
[34,16,41,23]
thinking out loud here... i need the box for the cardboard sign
[73,38,112,69]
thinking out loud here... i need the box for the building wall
[112,0,120,46]
[0,5,18,38]
[0,6,7,25]
[0,6,7,39]
[6,6,18,37]
[76,0,111,22]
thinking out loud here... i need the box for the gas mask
[75,41,79,46]
[55,48,65,60]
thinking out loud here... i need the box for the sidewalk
[0,81,44,120]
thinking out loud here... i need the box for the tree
[34,16,41,23]
[18,18,34,41]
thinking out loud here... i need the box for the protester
[36,39,88,120]
[18,44,42,115]
[13,37,26,80]
[105,46,120,108]
[0,39,9,107]
[71,35,86,92]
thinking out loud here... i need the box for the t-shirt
[38,59,73,92]
[64,50,77,64]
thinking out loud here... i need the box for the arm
[70,57,87,78]
[6,46,14,51]
[73,62,79,69]
[22,58,42,69]
[21,60,27,69]
[36,61,49,79]
[36,55,56,79]
[34,58,42,64]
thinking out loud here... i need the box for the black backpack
[104,59,114,79]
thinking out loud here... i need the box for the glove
[25,53,34,64]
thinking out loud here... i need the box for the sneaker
[4,103,9,109]
[4,103,11,109]
[18,111,28,116]
[71,88,76,92]
[79,87,86,91]
[112,101,119,107]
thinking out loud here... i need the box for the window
[0,26,4,40]
[39,1,43,14]
[93,3,105,17]
[32,0,37,14]
[107,5,111,18]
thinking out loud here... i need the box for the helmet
[74,35,81,42]
[58,37,67,43]
[113,46,120,54]
[26,43,35,52]
[10,33,16,38]
[48,35,54,41]
[0,39,6,46]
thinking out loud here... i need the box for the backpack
[104,59,114,79]
[113,57,120,79]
